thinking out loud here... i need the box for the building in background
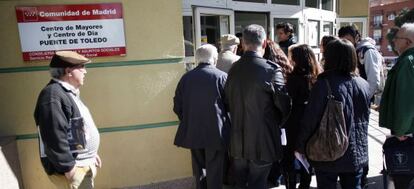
[182,0,370,63]
[369,0,414,57]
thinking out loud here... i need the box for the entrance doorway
[193,7,234,50]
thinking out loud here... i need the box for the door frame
[192,6,235,49]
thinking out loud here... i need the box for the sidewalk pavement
[126,110,392,189]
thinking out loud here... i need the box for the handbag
[306,79,349,162]
[383,136,414,175]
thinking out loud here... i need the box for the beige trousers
[48,165,97,189]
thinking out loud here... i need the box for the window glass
[306,0,319,8]
[272,0,299,6]
[373,15,383,26]
[200,15,221,47]
[234,0,266,3]
[373,29,382,44]
[322,0,333,11]
[308,20,320,48]
[235,12,268,34]
[183,16,194,57]
[322,21,333,36]
[273,18,299,42]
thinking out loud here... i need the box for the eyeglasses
[394,36,413,43]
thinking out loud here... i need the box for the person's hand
[64,167,76,180]
[95,154,102,168]
[397,136,408,141]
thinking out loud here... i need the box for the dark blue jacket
[296,71,370,172]
[173,63,230,150]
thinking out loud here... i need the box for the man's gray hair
[243,24,266,47]
[195,44,218,65]
[401,23,414,41]
[49,67,66,79]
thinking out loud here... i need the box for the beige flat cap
[49,51,91,68]
[220,34,240,46]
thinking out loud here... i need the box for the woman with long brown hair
[264,39,293,78]
[283,44,322,189]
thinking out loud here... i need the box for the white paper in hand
[294,151,310,174]
[281,128,287,146]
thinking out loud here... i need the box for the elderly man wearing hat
[216,34,240,73]
[34,51,101,189]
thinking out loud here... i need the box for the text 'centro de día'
[39,9,117,17]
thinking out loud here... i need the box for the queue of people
[33,22,414,189]
[172,22,414,189]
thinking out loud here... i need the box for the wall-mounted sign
[16,3,126,61]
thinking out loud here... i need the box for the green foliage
[387,8,414,54]
[395,8,414,27]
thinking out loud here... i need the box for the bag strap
[324,79,334,99]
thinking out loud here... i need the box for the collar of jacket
[196,63,214,68]
[243,51,262,58]
[50,79,80,96]
[398,47,414,62]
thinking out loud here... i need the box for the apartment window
[234,0,267,3]
[373,29,382,44]
[306,0,319,8]
[387,12,395,21]
[322,0,333,11]
[308,20,320,48]
[183,16,194,57]
[272,0,299,6]
[373,15,383,26]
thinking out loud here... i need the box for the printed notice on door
[16,3,126,61]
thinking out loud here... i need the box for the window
[308,20,320,48]
[373,29,382,44]
[273,18,299,42]
[388,12,395,21]
[306,0,319,8]
[322,0,333,11]
[322,21,333,36]
[373,15,383,26]
[234,0,266,3]
[272,0,299,6]
[235,12,268,34]
[183,16,194,57]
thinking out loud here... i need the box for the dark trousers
[282,147,312,189]
[315,168,363,189]
[391,174,414,189]
[361,165,369,188]
[233,158,272,189]
[191,149,225,189]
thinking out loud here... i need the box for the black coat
[279,36,297,56]
[224,51,291,162]
[173,63,230,150]
[285,74,312,151]
[296,71,370,172]
[34,80,79,174]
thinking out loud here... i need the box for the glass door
[336,17,368,38]
[193,7,235,50]
[271,17,299,43]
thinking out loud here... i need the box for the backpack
[306,79,349,162]
[356,45,386,93]
[356,46,376,80]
